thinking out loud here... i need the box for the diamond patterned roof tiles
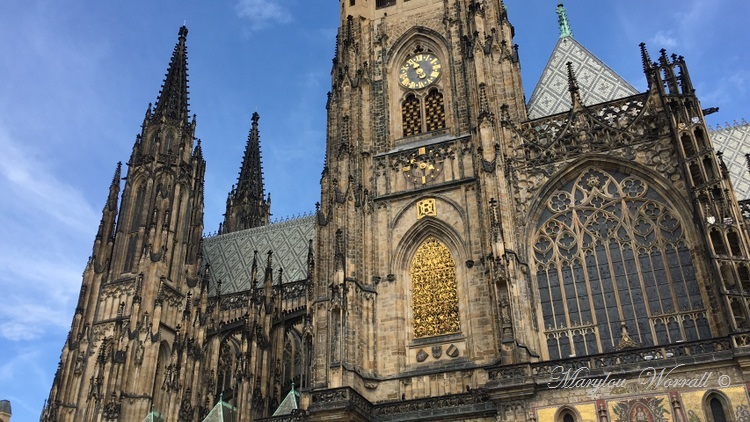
[712,122,750,200]
[527,36,639,120]
[202,216,315,295]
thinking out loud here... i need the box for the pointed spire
[639,42,653,74]
[556,3,573,38]
[238,112,265,203]
[153,26,190,123]
[107,162,122,211]
[222,112,271,233]
[566,61,583,108]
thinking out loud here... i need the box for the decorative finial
[556,4,573,38]
[566,61,582,107]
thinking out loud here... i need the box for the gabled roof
[202,216,315,295]
[526,7,638,120]
[711,121,750,199]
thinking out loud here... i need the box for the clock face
[398,53,442,90]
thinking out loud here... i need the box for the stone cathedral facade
[41,1,750,421]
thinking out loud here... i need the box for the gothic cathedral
[42,1,750,421]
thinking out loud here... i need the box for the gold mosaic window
[402,94,422,137]
[410,237,460,338]
[424,89,446,132]
[532,168,710,359]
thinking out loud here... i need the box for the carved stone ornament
[432,345,443,359]
[416,349,428,362]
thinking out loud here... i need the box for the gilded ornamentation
[395,145,454,186]
[416,198,437,220]
[411,237,460,338]
[611,397,669,422]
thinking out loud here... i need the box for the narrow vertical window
[681,133,695,156]
[402,94,422,137]
[424,89,446,132]
[709,397,728,422]
[411,237,460,338]
[124,235,137,272]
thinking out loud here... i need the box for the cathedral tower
[41,26,206,421]
[312,0,529,407]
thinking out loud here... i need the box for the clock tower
[311,0,530,417]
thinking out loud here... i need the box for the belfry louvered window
[401,89,446,138]
[402,94,422,137]
[532,167,710,359]
[424,89,446,131]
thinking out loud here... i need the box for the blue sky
[0,0,748,420]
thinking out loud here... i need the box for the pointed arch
[555,407,580,422]
[393,214,467,271]
[529,163,710,358]
[703,391,733,422]
[216,331,243,401]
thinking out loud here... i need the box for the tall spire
[238,112,265,202]
[556,3,573,38]
[153,26,190,123]
[221,112,271,233]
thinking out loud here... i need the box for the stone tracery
[532,167,710,359]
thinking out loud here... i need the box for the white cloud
[650,30,677,49]
[236,0,292,30]
[0,128,99,233]
[0,123,96,342]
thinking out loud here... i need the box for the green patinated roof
[272,385,300,416]
[202,399,236,422]
[711,121,750,199]
[141,411,163,422]
[527,11,638,119]
[202,216,315,295]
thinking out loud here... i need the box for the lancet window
[424,89,446,132]
[402,94,422,137]
[410,237,460,338]
[532,168,710,359]
[216,336,242,401]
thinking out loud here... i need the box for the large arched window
[410,237,460,338]
[532,167,710,359]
